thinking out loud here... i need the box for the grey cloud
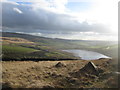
[2,2,110,34]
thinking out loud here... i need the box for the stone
[55,62,65,68]
[79,62,99,75]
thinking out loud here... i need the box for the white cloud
[67,0,118,35]
[3,1,109,33]
[29,0,68,14]
[1,0,118,41]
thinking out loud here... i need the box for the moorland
[1,32,118,88]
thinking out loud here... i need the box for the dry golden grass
[1,37,35,44]
[2,58,117,88]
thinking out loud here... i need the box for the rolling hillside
[1,32,118,88]
[2,32,117,49]
[1,32,118,61]
[2,33,78,61]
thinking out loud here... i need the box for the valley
[1,32,118,88]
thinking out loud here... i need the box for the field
[2,35,78,61]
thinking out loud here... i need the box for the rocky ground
[1,58,118,88]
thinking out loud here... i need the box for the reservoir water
[63,49,110,60]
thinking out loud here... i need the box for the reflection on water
[63,49,110,60]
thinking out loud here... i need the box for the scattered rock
[55,62,65,68]
[70,62,100,77]
[79,62,99,75]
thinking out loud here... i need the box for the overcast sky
[1,0,118,41]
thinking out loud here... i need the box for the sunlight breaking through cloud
[1,0,118,41]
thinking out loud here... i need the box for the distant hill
[1,32,118,61]
[1,32,117,49]
[2,32,79,61]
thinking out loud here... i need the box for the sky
[1,0,119,41]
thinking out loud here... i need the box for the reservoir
[63,49,110,60]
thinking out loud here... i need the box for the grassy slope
[1,32,118,88]
[3,45,36,53]
[1,32,118,61]
[3,33,118,58]
[2,36,78,60]
[2,59,118,88]
[2,32,118,49]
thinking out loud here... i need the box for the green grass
[2,45,39,60]
[2,32,118,60]
[2,45,37,53]
[2,44,77,61]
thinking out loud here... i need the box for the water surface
[63,49,110,60]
